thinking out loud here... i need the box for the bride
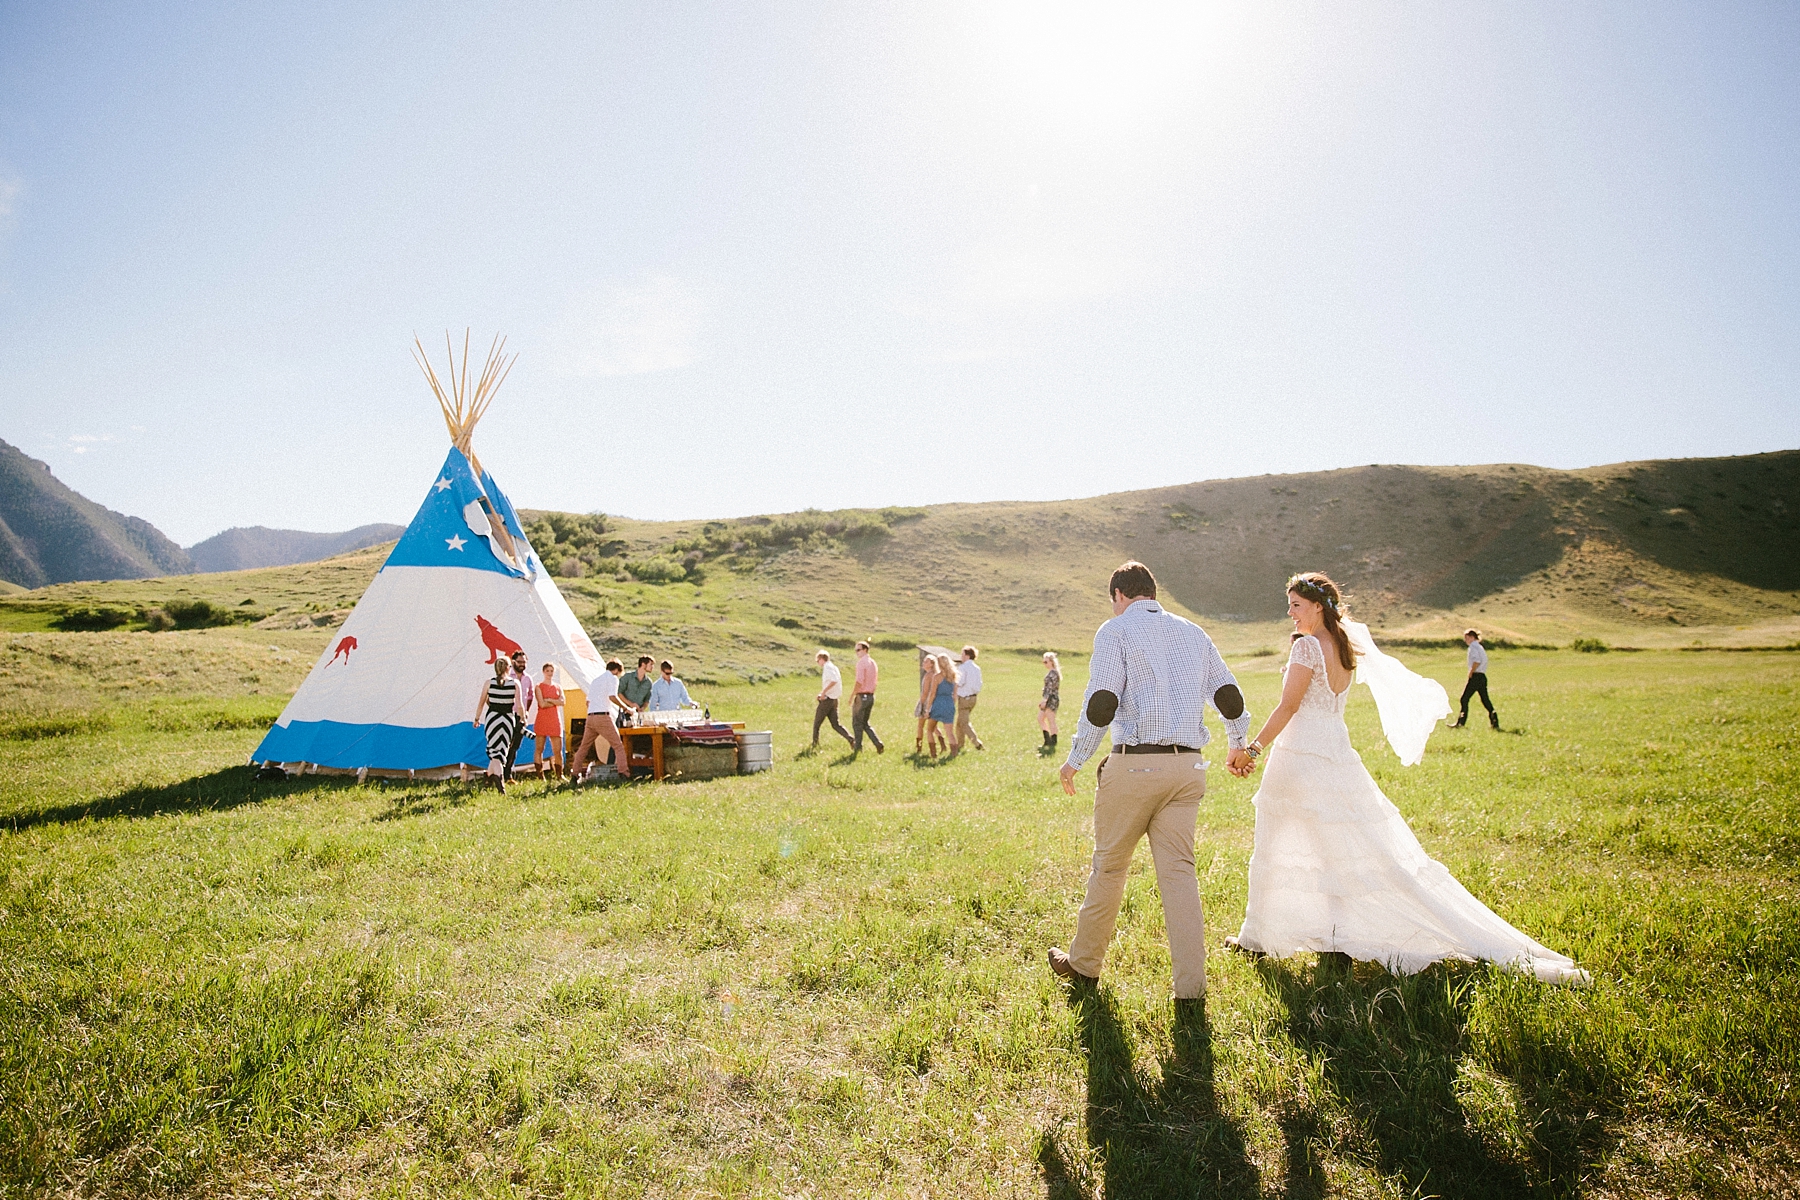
[1228,572,1589,985]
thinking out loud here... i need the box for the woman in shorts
[1037,651,1061,751]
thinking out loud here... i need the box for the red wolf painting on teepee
[328,635,358,666]
[476,615,523,663]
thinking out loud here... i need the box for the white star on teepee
[446,534,467,551]
[434,476,452,492]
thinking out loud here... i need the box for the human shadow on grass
[1258,956,1617,1197]
[1039,989,1259,1199]
[3,764,318,830]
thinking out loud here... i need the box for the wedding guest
[568,660,628,778]
[619,655,655,721]
[505,649,534,781]
[471,658,522,794]
[948,645,984,755]
[1452,629,1499,730]
[850,641,884,754]
[649,660,701,711]
[914,654,941,754]
[927,653,957,759]
[812,650,854,749]
[532,663,566,780]
[1038,651,1062,752]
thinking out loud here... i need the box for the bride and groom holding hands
[1046,561,1588,1000]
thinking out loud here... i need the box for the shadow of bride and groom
[1038,958,1617,1199]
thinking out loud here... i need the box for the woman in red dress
[532,663,566,780]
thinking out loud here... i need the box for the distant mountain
[187,524,405,573]
[0,437,193,588]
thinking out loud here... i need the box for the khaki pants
[568,712,624,777]
[1069,752,1209,998]
[952,694,982,750]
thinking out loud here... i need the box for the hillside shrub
[1571,637,1610,653]
[522,512,619,561]
[873,638,917,652]
[626,556,687,584]
[666,507,924,569]
[163,599,241,630]
[141,608,176,632]
[53,606,133,632]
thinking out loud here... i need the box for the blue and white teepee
[253,335,606,774]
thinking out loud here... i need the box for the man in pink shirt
[850,641,885,754]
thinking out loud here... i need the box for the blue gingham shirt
[1065,599,1251,770]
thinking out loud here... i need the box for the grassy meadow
[3,634,1798,1197]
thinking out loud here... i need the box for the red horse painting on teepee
[476,615,522,663]
[328,635,358,666]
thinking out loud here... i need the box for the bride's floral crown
[1287,574,1340,612]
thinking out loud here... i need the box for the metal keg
[737,730,774,773]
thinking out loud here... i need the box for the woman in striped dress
[472,658,522,792]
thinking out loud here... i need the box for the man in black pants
[1453,629,1498,730]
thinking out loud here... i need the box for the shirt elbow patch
[1086,690,1119,727]
[1213,684,1244,720]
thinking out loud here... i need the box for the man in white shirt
[948,645,984,755]
[811,650,854,749]
[1452,629,1499,730]
[568,660,629,779]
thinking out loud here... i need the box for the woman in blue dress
[926,652,957,760]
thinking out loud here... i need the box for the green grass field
[3,642,1797,1197]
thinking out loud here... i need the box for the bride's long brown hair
[1288,571,1357,671]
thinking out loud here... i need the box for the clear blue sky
[1,1,1795,545]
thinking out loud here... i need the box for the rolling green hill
[3,450,1794,682]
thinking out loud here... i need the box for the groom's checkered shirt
[1065,599,1251,770]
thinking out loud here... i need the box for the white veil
[1344,620,1451,766]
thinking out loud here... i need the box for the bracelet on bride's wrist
[1245,740,1263,759]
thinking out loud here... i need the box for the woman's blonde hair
[935,653,957,680]
[1043,651,1060,672]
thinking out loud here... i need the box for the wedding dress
[1233,626,1590,985]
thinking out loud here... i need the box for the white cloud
[550,274,705,378]
[68,433,116,455]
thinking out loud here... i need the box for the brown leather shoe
[1047,947,1097,986]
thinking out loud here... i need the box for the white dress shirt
[1066,598,1251,770]
[819,660,843,699]
[955,660,982,697]
[1467,642,1488,672]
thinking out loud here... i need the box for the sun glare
[978,1,1234,127]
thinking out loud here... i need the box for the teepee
[253,333,607,777]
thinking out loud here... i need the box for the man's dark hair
[854,640,870,652]
[1465,629,1481,640]
[659,660,674,671]
[962,645,977,659]
[605,659,623,672]
[638,655,654,666]
[1109,561,1157,600]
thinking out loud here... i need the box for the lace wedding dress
[1233,628,1590,985]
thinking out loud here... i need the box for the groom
[1048,561,1254,1001]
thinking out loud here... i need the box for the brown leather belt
[1119,743,1202,755]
